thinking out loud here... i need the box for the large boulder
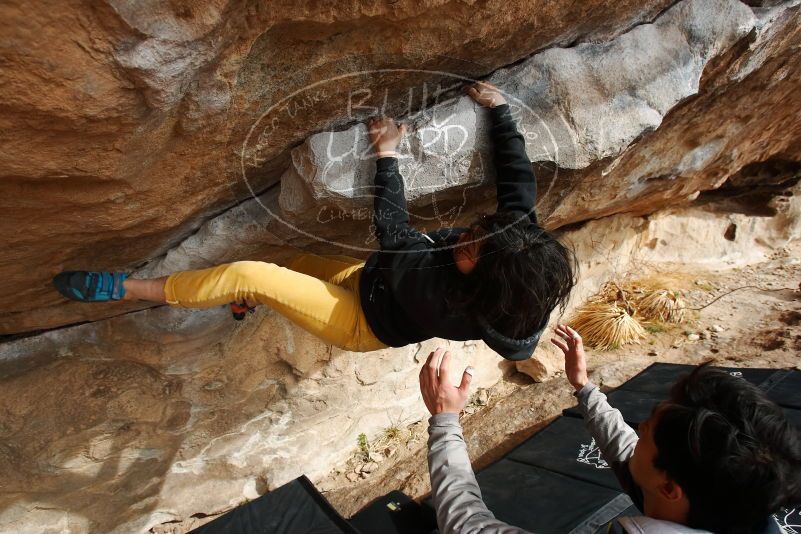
[3,0,800,334]
[0,0,676,334]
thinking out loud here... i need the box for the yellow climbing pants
[163,255,388,352]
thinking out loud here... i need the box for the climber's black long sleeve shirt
[358,104,545,360]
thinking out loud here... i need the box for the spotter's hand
[551,324,589,391]
[419,348,474,416]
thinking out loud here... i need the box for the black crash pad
[773,506,801,534]
[615,363,694,396]
[618,363,780,396]
[563,388,665,428]
[563,364,791,428]
[475,458,633,534]
[191,476,356,534]
[348,490,437,534]
[765,370,801,410]
[507,416,622,491]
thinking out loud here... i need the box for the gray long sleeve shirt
[426,382,711,534]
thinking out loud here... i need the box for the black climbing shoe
[230,301,256,320]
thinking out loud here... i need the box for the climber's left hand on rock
[368,116,407,158]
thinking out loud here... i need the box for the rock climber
[52,82,576,360]
[421,329,801,533]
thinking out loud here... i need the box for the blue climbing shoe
[52,271,128,302]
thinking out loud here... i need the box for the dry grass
[570,280,689,350]
[636,289,687,323]
[629,272,698,292]
[569,302,646,350]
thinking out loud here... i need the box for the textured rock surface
[134,0,801,278]
[0,304,507,533]
[1,0,801,532]
[280,0,755,212]
[540,0,801,228]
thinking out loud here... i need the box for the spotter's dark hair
[653,364,801,533]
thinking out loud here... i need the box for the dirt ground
[317,244,801,519]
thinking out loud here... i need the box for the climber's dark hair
[448,211,577,339]
[652,364,801,533]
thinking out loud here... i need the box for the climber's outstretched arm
[467,82,538,224]
[368,117,430,252]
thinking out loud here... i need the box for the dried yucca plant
[569,302,646,351]
[588,282,624,304]
[636,289,686,323]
